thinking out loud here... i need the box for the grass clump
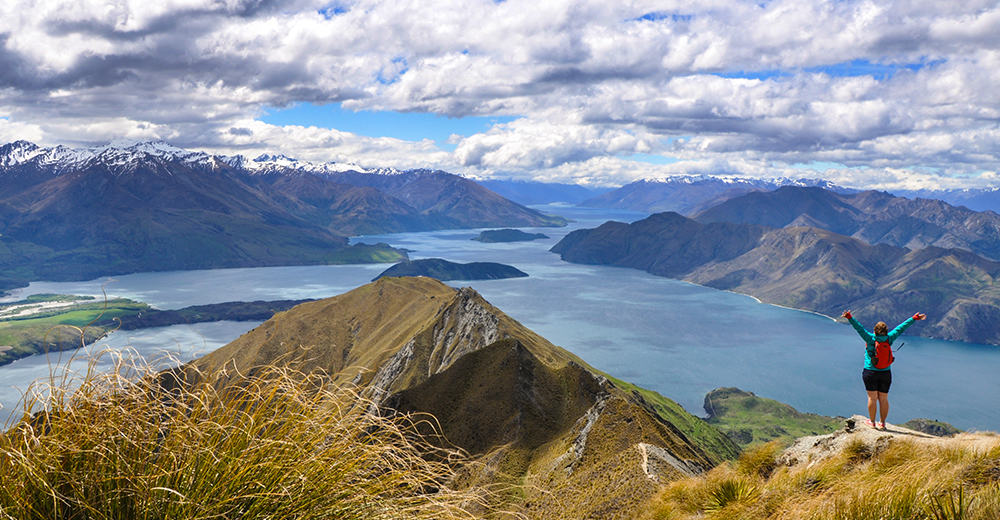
[704,476,759,512]
[736,441,782,479]
[0,351,482,520]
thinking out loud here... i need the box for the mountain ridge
[188,276,740,517]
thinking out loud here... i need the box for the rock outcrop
[779,414,988,468]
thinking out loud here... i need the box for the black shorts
[862,369,892,393]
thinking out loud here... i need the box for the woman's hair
[874,321,888,336]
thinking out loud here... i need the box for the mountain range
[579,174,1000,217]
[552,211,1000,345]
[0,140,564,292]
[579,176,851,215]
[184,276,740,518]
[696,186,1000,261]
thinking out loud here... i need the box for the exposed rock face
[552,212,1000,345]
[193,277,738,518]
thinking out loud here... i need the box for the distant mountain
[552,212,1000,345]
[372,258,528,281]
[697,186,1000,261]
[472,229,549,242]
[311,169,567,229]
[476,179,609,205]
[189,277,739,517]
[893,187,1000,214]
[0,140,565,291]
[580,176,850,215]
[0,141,405,291]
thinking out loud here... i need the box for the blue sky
[713,58,944,81]
[260,103,515,150]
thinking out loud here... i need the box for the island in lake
[472,229,549,243]
[0,294,312,366]
[372,258,528,281]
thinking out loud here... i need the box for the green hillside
[704,387,842,448]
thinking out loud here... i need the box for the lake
[2,204,998,431]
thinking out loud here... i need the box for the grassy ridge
[704,387,842,448]
[608,376,741,463]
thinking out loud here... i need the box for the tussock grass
[0,350,484,520]
[643,433,1000,520]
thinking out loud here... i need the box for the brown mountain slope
[552,213,1000,344]
[193,277,739,518]
[324,169,568,228]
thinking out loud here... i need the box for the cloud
[206,119,453,170]
[0,0,997,187]
[453,116,656,169]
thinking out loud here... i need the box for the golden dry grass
[0,349,487,520]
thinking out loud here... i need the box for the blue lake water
[2,204,998,431]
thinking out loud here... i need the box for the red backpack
[872,340,894,369]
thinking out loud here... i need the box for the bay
[1,205,997,432]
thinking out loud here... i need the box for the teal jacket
[848,315,916,371]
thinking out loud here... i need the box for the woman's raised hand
[841,310,852,319]
[914,313,926,320]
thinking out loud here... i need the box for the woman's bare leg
[877,392,889,425]
[867,390,878,424]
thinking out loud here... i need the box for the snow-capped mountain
[0,139,565,295]
[0,140,379,177]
